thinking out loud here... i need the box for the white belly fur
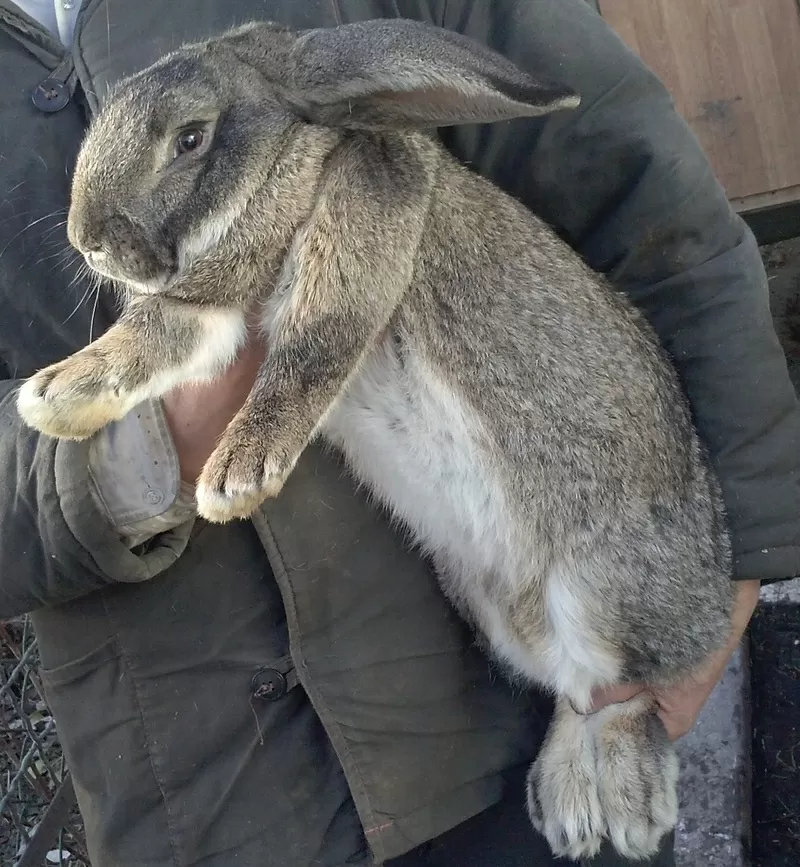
[322,335,621,708]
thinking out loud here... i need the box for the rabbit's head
[67,19,579,292]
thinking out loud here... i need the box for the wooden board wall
[597,0,800,213]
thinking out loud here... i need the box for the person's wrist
[162,330,266,484]
[586,578,761,737]
[733,578,761,629]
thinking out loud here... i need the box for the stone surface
[749,601,800,867]
[672,582,800,867]
[760,577,800,605]
[674,644,751,867]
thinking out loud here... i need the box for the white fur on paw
[594,704,679,860]
[527,717,605,861]
[648,750,679,851]
[195,442,293,523]
[16,365,129,440]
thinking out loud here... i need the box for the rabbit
[16,18,735,862]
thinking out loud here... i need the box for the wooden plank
[597,0,800,206]
[761,0,800,188]
[731,1,794,192]
[733,184,800,214]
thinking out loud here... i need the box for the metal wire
[1,618,89,866]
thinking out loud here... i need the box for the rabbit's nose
[69,209,127,254]
[75,235,105,256]
[67,217,102,254]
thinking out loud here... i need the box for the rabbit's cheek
[175,202,244,275]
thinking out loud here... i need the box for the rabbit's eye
[174,128,204,157]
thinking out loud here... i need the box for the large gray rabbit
[17,19,734,862]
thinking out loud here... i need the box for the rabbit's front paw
[526,719,604,861]
[196,423,297,523]
[595,706,679,859]
[17,351,137,440]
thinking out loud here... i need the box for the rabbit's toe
[17,353,132,439]
[595,701,679,860]
[526,722,604,861]
[196,427,294,523]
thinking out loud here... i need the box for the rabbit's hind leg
[527,695,605,861]
[521,566,677,861]
[593,694,679,859]
[527,693,678,862]
[516,571,616,860]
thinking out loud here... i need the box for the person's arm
[0,317,267,619]
[0,382,193,619]
[440,0,800,582]
[590,577,761,739]
[87,399,196,549]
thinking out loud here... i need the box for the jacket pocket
[39,637,120,688]
[40,638,177,866]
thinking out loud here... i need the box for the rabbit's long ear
[285,18,580,129]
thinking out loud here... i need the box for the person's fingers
[587,683,644,712]
[657,707,695,741]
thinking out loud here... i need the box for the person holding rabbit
[1,2,796,866]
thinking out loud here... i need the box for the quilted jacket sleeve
[0,378,192,619]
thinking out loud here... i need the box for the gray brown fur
[16,19,734,862]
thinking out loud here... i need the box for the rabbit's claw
[196,423,295,523]
[17,351,134,440]
[528,698,678,862]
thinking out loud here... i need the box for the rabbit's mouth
[69,206,178,292]
[84,249,174,295]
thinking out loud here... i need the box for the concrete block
[674,643,751,867]
[760,576,800,605]
[672,580,800,866]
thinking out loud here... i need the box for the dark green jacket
[1,1,798,865]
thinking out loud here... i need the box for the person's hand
[588,578,761,740]
[162,319,267,485]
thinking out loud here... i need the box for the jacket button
[251,668,287,701]
[32,78,71,113]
